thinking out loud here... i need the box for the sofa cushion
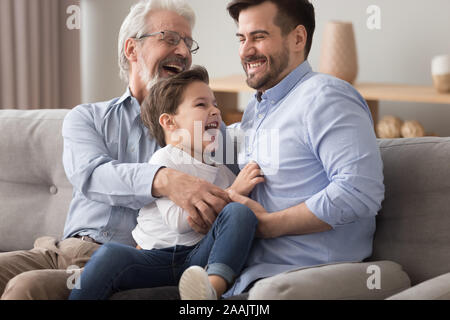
[248,261,410,300]
[0,109,71,251]
[387,272,450,300]
[370,137,450,285]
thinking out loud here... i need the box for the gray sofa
[1,109,449,300]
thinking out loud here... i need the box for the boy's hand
[228,161,265,196]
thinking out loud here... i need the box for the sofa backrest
[370,137,450,286]
[0,109,71,251]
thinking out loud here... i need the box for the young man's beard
[244,41,290,92]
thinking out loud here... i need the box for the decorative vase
[431,54,450,93]
[319,21,358,84]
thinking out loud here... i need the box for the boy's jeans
[69,202,257,300]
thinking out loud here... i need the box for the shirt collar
[113,87,134,106]
[257,60,312,104]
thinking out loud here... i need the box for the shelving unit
[210,74,450,126]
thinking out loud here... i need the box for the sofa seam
[379,140,450,149]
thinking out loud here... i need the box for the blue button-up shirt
[62,89,162,245]
[225,61,385,296]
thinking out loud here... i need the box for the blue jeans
[69,202,257,300]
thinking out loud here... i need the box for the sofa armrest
[386,272,450,300]
[248,261,410,300]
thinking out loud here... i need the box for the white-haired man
[0,0,231,300]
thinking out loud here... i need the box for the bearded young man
[0,0,231,300]
[221,0,385,297]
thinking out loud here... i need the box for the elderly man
[0,0,230,300]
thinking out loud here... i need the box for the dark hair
[140,66,210,147]
[227,0,315,59]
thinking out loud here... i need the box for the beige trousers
[0,236,100,300]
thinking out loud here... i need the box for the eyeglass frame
[135,30,199,54]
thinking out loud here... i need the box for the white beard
[138,54,159,92]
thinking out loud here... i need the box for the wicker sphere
[401,120,425,138]
[376,116,403,138]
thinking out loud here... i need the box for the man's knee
[0,249,49,296]
[1,270,71,300]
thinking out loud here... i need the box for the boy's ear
[159,113,176,131]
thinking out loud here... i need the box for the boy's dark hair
[227,0,315,59]
[141,65,210,147]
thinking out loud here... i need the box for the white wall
[80,0,135,103]
[309,0,450,136]
[81,0,450,135]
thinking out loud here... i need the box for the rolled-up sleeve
[304,84,385,228]
[62,106,162,210]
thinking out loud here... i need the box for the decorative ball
[376,116,403,138]
[401,120,425,138]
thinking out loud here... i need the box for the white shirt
[132,145,236,250]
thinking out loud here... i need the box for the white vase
[319,21,358,84]
[431,54,450,93]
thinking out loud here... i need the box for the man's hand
[228,190,273,238]
[152,168,230,234]
[228,161,265,196]
[229,190,333,238]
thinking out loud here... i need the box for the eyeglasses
[136,30,199,54]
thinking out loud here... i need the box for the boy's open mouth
[204,121,219,144]
[204,121,219,130]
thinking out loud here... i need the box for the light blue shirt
[225,61,385,296]
[62,89,162,245]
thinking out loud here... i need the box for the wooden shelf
[354,83,450,105]
[211,74,450,125]
[210,74,252,93]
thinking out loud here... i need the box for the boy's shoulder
[149,145,197,173]
[148,146,176,167]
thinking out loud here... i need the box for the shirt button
[49,185,58,195]
[258,114,263,119]
[130,147,135,152]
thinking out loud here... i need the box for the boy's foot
[179,266,218,300]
